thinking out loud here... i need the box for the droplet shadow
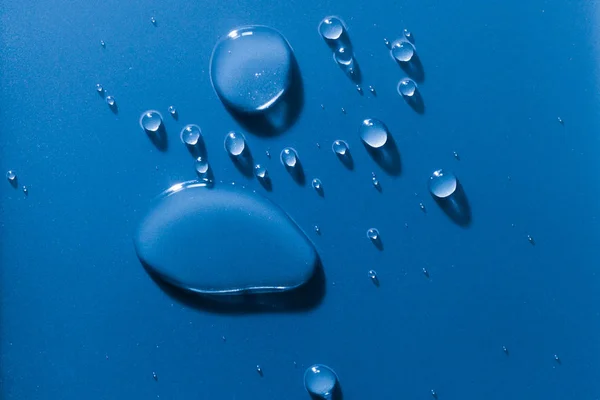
[144,258,326,314]
[185,139,207,159]
[363,135,402,176]
[403,90,426,114]
[285,162,306,186]
[432,181,472,227]
[230,147,254,178]
[258,176,273,192]
[308,384,344,400]
[336,152,354,170]
[109,102,119,115]
[146,124,168,152]
[8,177,18,189]
[398,54,425,83]
[371,237,384,251]
[314,185,325,197]
[227,57,304,137]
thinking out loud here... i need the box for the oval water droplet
[359,118,389,149]
[6,170,16,182]
[224,131,247,157]
[391,39,415,62]
[304,364,340,400]
[331,140,349,156]
[194,157,210,178]
[398,78,417,98]
[254,164,268,179]
[318,16,345,41]
[134,181,319,294]
[180,124,202,146]
[280,147,299,168]
[210,26,294,113]
[139,110,163,133]
[312,178,322,191]
[428,169,457,199]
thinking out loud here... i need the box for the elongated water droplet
[134,181,319,294]
[139,110,163,133]
[180,124,202,146]
[210,26,294,113]
[96,83,104,94]
[429,170,457,199]
[304,364,340,399]
[366,228,379,241]
[368,270,379,286]
[254,164,268,179]
[398,78,417,97]
[280,147,299,168]
[359,118,389,149]
[224,131,247,157]
[312,178,322,191]
[391,39,415,62]
[331,140,349,156]
[194,157,210,178]
[6,170,16,182]
[168,105,177,117]
[105,96,115,106]
[318,16,345,41]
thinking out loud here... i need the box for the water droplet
[333,46,353,66]
[558,117,564,125]
[265,150,271,158]
[22,186,28,195]
[95,83,104,94]
[372,176,380,189]
[280,147,299,168]
[311,178,323,193]
[224,131,247,157]
[194,157,210,178]
[398,78,417,97]
[316,143,321,148]
[369,85,376,95]
[318,16,345,41]
[453,151,460,160]
[314,225,321,235]
[419,202,426,212]
[168,105,177,117]
[366,228,379,241]
[256,365,263,376]
[100,40,106,47]
[320,104,325,110]
[428,170,458,199]
[134,181,320,294]
[152,372,158,381]
[180,124,202,146]
[105,96,115,106]
[6,170,16,182]
[341,107,346,114]
[210,26,294,113]
[403,28,413,42]
[431,389,438,399]
[368,270,379,286]
[391,39,415,62]
[139,110,163,133]
[304,364,340,399]
[150,16,157,25]
[423,268,429,277]
[254,164,268,179]
[554,354,561,363]
[331,140,349,156]
[356,85,363,94]
[502,346,508,354]
[527,235,535,245]
[383,38,391,48]
[359,118,389,149]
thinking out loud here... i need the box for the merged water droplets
[139,110,163,133]
[224,131,247,157]
[304,364,340,400]
[359,118,389,149]
[180,124,202,146]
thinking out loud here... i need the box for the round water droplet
[180,124,202,146]
[105,96,115,106]
[210,26,294,113]
[304,364,340,399]
[312,178,322,191]
[359,118,389,149]
[96,83,104,93]
[366,228,379,241]
[391,40,415,62]
[428,169,458,199]
[168,105,177,116]
[318,16,345,41]
[134,181,319,294]
[254,164,268,179]
[194,157,210,177]
[333,47,353,66]
[6,170,16,182]
[224,131,247,157]
[331,140,349,156]
[403,28,413,42]
[398,78,417,97]
[139,110,163,133]
[280,147,299,168]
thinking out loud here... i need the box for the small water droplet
[100,40,106,47]
[318,16,345,41]
[304,364,340,399]
[314,225,321,235]
[398,78,417,98]
[366,228,379,241]
[391,39,415,62]
[150,16,157,25]
[431,389,438,399]
[105,96,115,106]
[403,28,413,42]
[558,117,564,125]
[428,169,458,199]
[254,164,268,179]
[372,176,380,189]
[256,365,263,376]
[368,270,379,286]
[383,38,391,48]
[280,147,299,168]
[331,140,349,156]
[554,354,561,363]
[180,124,202,146]
[419,202,426,212]
[502,346,508,354]
[139,110,163,133]
[369,85,376,95]
[168,105,177,117]
[224,131,247,157]
[222,336,226,342]
[95,83,104,94]
[6,170,16,182]
[152,372,158,381]
[341,107,346,114]
[312,178,323,191]
[265,150,271,158]
[316,143,321,148]
[422,268,429,277]
[359,118,389,149]
[194,157,210,178]
[320,104,325,110]
[333,46,353,66]
[453,151,460,160]
[356,85,363,94]
[22,186,28,195]
[527,235,535,245]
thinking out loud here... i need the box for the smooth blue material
[1,1,599,399]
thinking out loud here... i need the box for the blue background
[1,0,599,399]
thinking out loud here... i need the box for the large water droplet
[304,364,340,399]
[428,169,457,199]
[280,147,299,168]
[134,181,320,294]
[391,40,415,62]
[359,118,389,149]
[180,124,202,146]
[398,78,417,97]
[139,110,163,133]
[210,26,294,113]
[224,131,247,157]
[318,16,345,41]
[331,140,349,156]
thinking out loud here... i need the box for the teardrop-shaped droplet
[224,131,247,157]
[391,39,415,62]
[398,78,417,98]
[139,110,163,133]
[180,124,202,146]
[428,169,457,199]
[134,181,319,294]
[304,364,340,400]
[210,26,294,113]
[331,140,349,156]
[280,147,299,168]
[318,16,345,41]
[359,118,389,149]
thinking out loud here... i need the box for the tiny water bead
[398,78,417,97]
[403,28,413,42]
[372,175,380,189]
[383,38,391,48]
[150,16,157,25]
[331,140,349,156]
[312,178,322,191]
[22,186,28,195]
[554,354,561,363]
[369,85,376,95]
[428,170,458,199]
[318,16,345,41]
[6,170,16,182]
[105,96,115,106]
[224,131,247,157]
[280,147,299,168]
[256,365,263,376]
[265,150,271,158]
[368,270,379,285]
[139,110,163,133]
[341,107,346,114]
[314,225,321,234]
[100,40,106,47]
[180,124,202,146]
[168,105,177,116]
[453,151,460,160]
[210,26,294,113]
[558,116,564,125]
[194,157,210,177]
[356,85,363,94]
[304,364,340,399]
[254,164,268,179]
[423,267,429,277]
[419,202,426,212]
[503,346,509,354]
[152,372,158,381]
[359,118,389,149]
[366,228,379,241]
[391,39,415,62]
[431,389,438,399]
[95,83,104,94]
[527,234,535,245]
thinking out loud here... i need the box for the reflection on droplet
[331,140,349,156]
[254,164,268,179]
[318,16,345,41]
[152,372,158,381]
[134,181,319,294]
[431,389,438,399]
[368,270,379,286]
[304,364,340,399]
[210,26,294,113]
[359,118,389,149]
[194,157,210,178]
[527,234,535,245]
[6,170,16,182]
[558,117,564,125]
[224,131,247,157]
[280,147,299,168]
[180,124,202,146]
[428,169,457,199]
[139,110,163,133]
[422,268,429,278]
[554,354,561,363]
[312,178,322,191]
[366,228,379,241]
[333,47,353,66]
[398,78,417,97]
[314,225,321,235]
[369,85,376,95]
[105,96,115,106]
[96,84,104,94]
[502,346,508,354]
[168,105,177,117]
[391,40,415,62]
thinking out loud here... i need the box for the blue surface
[2,0,600,399]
